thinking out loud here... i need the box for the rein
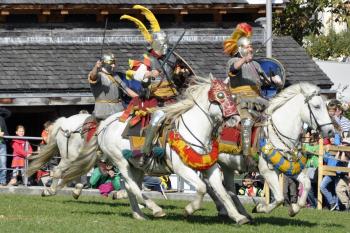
[267,91,332,153]
[175,96,222,154]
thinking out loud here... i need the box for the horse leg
[41,165,64,197]
[289,170,310,217]
[124,181,146,220]
[204,165,250,225]
[207,164,252,221]
[72,183,84,199]
[171,157,206,216]
[111,156,165,219]
[253,156,284,213]
[129,165,166,218]
[42,157,72,197]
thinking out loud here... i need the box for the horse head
[299,83,334,138]
[208,79,238,119]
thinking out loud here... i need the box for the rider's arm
[114,76,138,98]
[133,64,148,82]
[88,60,102,84]
[228,56,249,78]
[134,64,160,82]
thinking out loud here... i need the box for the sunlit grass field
[0,194,349,233]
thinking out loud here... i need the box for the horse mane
[266,82,320,115]
[160,76,211,123]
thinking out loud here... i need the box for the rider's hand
[244,53,253,63]
[95,60,102,69]
[271,75,283,87]
[0,131,4,137]
[151,70,160,78]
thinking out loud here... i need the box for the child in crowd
[89,161,127,199]
[8,125,32,186]
[40,121,53,145]
[238,173,263,197]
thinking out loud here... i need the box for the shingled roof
[1,0,284,4]
[0,28,332,98]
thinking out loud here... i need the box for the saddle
[81,115,98,143]
[219,124,261,157]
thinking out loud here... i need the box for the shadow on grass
[70,210,118,216]
[63,199,130,207]
[254,216,339,228]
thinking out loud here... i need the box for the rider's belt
[96,99,121,103]
[230,85,259,97]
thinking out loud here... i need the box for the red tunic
[11,139,32,168]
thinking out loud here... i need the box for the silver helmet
[101,53,116,74]
[151,31,169,56]
[237,37,252,57]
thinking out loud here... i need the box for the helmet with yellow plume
[121,5,168,56]
[223,23,253,57]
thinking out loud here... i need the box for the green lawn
[0,194,348,233]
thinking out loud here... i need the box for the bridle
[177,97,224,154]
[268,91,332,151]
[305,92,333,130]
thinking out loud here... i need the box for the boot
[7,178,17,186]
[141,125,159,155]
[241,118,254,156]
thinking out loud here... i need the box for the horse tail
[58,131,99,187]
[27,117,66,176]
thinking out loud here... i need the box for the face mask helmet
[101,53,116,74]
[237,37,252,57]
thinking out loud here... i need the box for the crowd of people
[280,99,350,211]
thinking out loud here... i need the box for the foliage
[305,30,350,60]
[0,194,350,233]
[273,0,349,45]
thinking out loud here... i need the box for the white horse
[29,78,251,224]
[211,82,334,217]
[27,113,97,196]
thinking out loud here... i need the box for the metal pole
[266,0,272,58]
[3,136,43,140]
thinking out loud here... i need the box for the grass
[0,194,349,233]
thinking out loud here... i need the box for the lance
[100,17,109,58]
[156,30,186,92]
[255,34,273,55]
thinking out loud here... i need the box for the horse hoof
[237,217,250,225]
[288,208,297,217]
[153,210,166,218]
[132,212,146,220]
[41,189,54,197]
[184,206,194,217]
[72,191,80,200]
[246,214,254,223]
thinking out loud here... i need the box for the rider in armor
[224,23,283,156]
[120,5,190,159]
[88,52,138,120]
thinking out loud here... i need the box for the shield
[256,57,286,99]
[173,51,197,77]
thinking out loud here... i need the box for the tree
[273,0,349,45]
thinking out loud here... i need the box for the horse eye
[314,105,321,109]
[217,92,225,99]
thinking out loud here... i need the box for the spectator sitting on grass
[89,161,127,199]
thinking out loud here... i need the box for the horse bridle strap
[304,92,333,130]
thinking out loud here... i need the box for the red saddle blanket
[219,126,259,147]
